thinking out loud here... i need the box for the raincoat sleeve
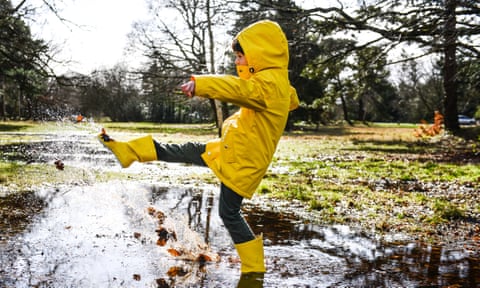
[192,74,268,111]
[289,86,299,111]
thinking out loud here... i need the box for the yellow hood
[236,20,289,74]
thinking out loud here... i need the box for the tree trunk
[443,0,459,132]
[341,94,353,126]
[209,99,224,137]
[206,0,223,137]
[1,81,5,120]
[358,96,365,123]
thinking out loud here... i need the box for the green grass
[0,162,20,184]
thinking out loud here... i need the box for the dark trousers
[154,141,255,244]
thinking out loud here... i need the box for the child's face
[234,51,248,66]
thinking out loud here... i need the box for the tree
[141,60,188,123]
[87,66,143,122]
[0,0,52,119]
[130,0,229,133]
[0,0,70,120]
[350,45,398,123]
[396,59,444,123]
[302,38,354,125]
[456,57,480,117]
[299,0,480,131]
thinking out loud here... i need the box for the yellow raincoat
[195,20,299,199]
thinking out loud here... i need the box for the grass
[0,162,20,184]
[0,162,119,193]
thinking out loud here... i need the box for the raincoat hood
[235,20,289,74]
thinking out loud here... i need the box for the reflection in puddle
[0,183,479,287]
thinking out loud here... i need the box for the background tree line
[1,0,479,133]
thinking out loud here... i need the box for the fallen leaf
[167,266,188,277]
[156,278,169,288]
[147,207,156,215]
[54,160,64,170]
[157,238,167,246]
[195,254,212,263]
[167,248,182,257]
[156,227,177,245]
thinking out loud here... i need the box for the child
[99,19,299,274]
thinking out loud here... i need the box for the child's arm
[192,74,269,111]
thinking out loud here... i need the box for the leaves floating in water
[155,226,177,246]
[196,253,212,263]
[148,206,166,224]
[156,278,170,288]
[167,266,189,277]
[146,206,219,263]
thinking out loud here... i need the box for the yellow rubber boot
[98,129,157,168]
[234,236,266,273]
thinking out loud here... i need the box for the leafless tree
[130,0,234,134]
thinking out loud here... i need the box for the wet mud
[0,127,479,287]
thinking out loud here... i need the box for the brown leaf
[147,206,156,215]
[54,160,64,170]
[167,266,188,277]
[157,238,167,246]
[155,210,166,222]
[133,274,141,281]
[156,278,169,288]
[195,254,212,263]
[167,248,182,257]
[156,227,176,245]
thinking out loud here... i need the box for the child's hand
[181,81,195,98]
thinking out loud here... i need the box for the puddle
[0,126,479,287]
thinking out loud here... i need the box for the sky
[23,0,345,75]
[27,0,150,74]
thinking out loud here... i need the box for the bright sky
[29,0,150,75]
[24,0,344,75]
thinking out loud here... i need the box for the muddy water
[0,125,479,287]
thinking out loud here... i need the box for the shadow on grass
[348,139,430,154]
[347,138,480,164]
[455,126,480,141]
[0,123,32,132]
[102,123,217,136]
[287,125,356,137]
